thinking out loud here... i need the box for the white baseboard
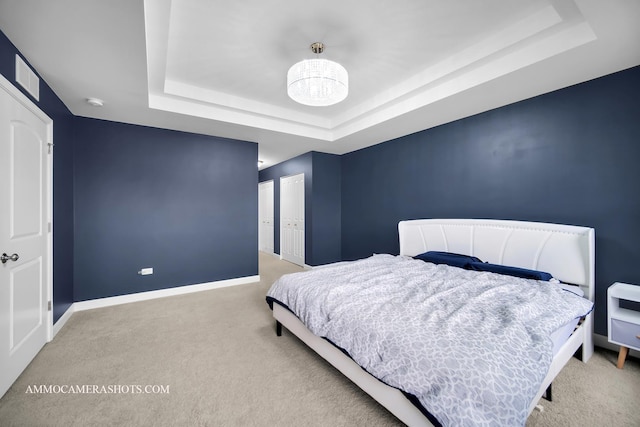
[52,304,76,338]
[50,275,260,338]
[73,275,260,312]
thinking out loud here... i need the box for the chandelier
[287,42,348,107]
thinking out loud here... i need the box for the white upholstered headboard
[398,219,595,301]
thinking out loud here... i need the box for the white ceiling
[0,0,638,169]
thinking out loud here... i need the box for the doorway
[258,180,274,254]
[0,74,53,398]
[279,173,304,266]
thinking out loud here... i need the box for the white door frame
[258,180,274,254]
[279,173,304,266]
[0,73,53,342]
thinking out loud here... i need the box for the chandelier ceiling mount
[287,42,348,107]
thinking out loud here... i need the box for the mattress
[550,283,584,356]
[267,254,594,427]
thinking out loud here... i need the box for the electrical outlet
[138,267,153,275]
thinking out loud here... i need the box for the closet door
[258,180,274,254]
[280,173,304,266]
[0,75,52,399]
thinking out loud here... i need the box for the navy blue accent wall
[341,65,640,335]
[311,152,342,265]
[259,151,341,265]
[0,29,75,323]
[73,117,257,301]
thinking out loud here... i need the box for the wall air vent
[15,54,39,101]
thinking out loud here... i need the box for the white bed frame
[272,219,595,426]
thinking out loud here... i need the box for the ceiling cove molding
[332,17,596,140]
[145,0,595,143]
[148,93,335,140]
[163,79,333,129]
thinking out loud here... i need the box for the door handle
[1,253,19,264]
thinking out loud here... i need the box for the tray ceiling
[0,0,638,168]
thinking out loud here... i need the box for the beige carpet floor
[0,252,638,427]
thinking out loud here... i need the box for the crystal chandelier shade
[287,43,348,107]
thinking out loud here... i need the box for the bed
[266,219,595,426]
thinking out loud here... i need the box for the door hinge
[47,143,54,154]
[48,222,52,233]
[47,301,52,311]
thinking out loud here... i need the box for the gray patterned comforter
[267,254,593,427]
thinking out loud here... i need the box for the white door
[280,173,304,266]
[0,75,52,399]
[258,180,274,253]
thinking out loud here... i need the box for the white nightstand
[608,282,640,369]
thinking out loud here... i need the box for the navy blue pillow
[468,261,553,281]
[413,251,482,269]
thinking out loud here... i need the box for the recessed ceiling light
[86,97,104,107]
